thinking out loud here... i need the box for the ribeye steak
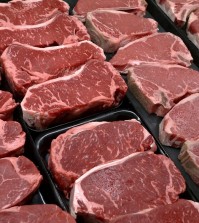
[159,93,199,147]
[73,0,147,21]
[1,41,105,97]
[49,119,157,195]
[0,13,90,54]
[70,152,185,222]
[0,156,42,210]
[110,32,192,73]
[127,63,199,116]
[21,60,127,130]
[0,0,69,26]
[85,10,158,53]
[179,140,199,185]
[0,204,76,223]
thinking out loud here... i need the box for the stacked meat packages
[0,0,199,222]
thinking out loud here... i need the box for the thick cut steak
[159,93,199,147]
[70,152,185,222]
[179,141,199,185]
[110,32,192,73]
[0,204,76,223]
[0,156,42,210]
[73,0,147,21]
[0,119,25,158]
[1,41,105,97]
[0,90,18,120]
[0,13,90,54]
[155,0,199,26]
[111,199,199,223]
[0,0,69,26]
[85,10,158,53]
[187,9,199,48]
[21,60,127,130]
[49,119,157,195]
[128,63,199,116]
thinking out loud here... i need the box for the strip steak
[85,10,158,53]
[21,60,127,130]
[70,152,185,222]
[159,93,199,147]
[110,32,192,73]
[49,119,157,195]
[1,41,105,97]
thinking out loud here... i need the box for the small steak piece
[0,0,69,26]
[110,32,192,73]
[155,0,199,26]
[0,13,90,54]
[49,119,157,195]
[128,63,199,116]
[0,156,42,210]
[111,199,199,223]
[0,90,18,120]
[73,0,147,21]
[0,204,76,223]
[85,10,158,53]
[21,60,127,130]
[0,119,26,158]
[1,41,105,97]
[187,9,199,48]
[179,141,199,185]
[159,93,199,148]
[70,152,185,222]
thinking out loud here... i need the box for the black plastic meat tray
[33,109,172,214]
[146,0,199,67]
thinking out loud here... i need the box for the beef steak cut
[85,10,158,53]
[0,156,42,210]
[187,9,199,48]
[21,60,127,130]
[0,13,90,54]
[111,199,199,223]
[110,32,192,73]
[155,0,199,26]
[0,0,69,26]
[49,119,157,195]
[179,140,199,185]
[73,0,147,21]
[0,204,76,223]
[70,152,185,222]
[159,93,199,147]
[0,119,26,158]
[0,90,18,120]
[1,41,105,97]
[127,63,199,116]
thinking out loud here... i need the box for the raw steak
[0,90,18,120]
[0,0,69,26]
[111,199,199,223]
[85,10,158,53]
[0,119,26,158]
[73,0,147,21]
[0,13,90,54]
[127,63,199,116]
[0,204,76,223]
[187,9,199,48]
[155,0,199,26]
[179,140,199,185]
[70,152,185,222]
[21,60,127,130]
[49,119,157,195]
[110,32,192,73]
[0,156,42,210]
[1,41,105,97]
[159,93,199,147]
